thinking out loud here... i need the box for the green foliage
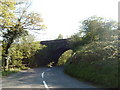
[57,50,73,65]
[65,59,118,88]
[2,68,20,76]
[0,0,16,27]
[56,34,63,39]
[70,41,118,64]
[80,16,117,41]
[20,65,30,70]
[69,35,82,51]
[70,16,117,52]
[1,0,46,71]
[0,45,2,63]
[65,16,118,88]
[47,61,54,67]
[3,35,44,69]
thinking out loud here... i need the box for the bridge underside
[35,39,71,66]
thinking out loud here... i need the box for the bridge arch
[52,47,71,65]
[57,49,73,65]
[35,39,71,66]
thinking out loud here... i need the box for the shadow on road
[2,66,97,89]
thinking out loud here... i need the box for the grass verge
[64,59,118,88]
[2,68,20,76]
[1,66,30,76]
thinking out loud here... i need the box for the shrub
[65,58,118,88]
[6,35,45,68]
[70,41,118,64]
[65,16,118,88]
[57,50,73,65]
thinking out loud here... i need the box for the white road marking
[42,68,52,89]
[43,81,49,90]
[41,72,44,78]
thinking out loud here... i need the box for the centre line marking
[41,72,44,78]
[43,81,49,90]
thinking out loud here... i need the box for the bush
[65,40,118,88]
[6,35,45,69]
[64,16,118,88]
[70,41,118,64]
[2,68,21,76]
[65,58,118,88]
[57,50,73,65]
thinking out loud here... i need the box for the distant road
[2,66,96,89]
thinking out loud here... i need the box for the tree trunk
[2,40,13,71]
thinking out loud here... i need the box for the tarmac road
[2,66,96,89]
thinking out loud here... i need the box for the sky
[28,0,119,41]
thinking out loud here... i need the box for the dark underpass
[35,39,71,66]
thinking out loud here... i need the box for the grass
[2,68,21,76]
[64,59,118,88]
[1,66,30,76]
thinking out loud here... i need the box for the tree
[0,0,16,71]
[8,34,41,68]
[0,0,16,29]
[1,0,46,71]
[80,16,117,41]
[56,34,63,39]
[70,16,117,52]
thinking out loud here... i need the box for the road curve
[2,66,96,88]
[43,66,96,88]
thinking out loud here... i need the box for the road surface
[2,66,96,89]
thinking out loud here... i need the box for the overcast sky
[28,0,119,41]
